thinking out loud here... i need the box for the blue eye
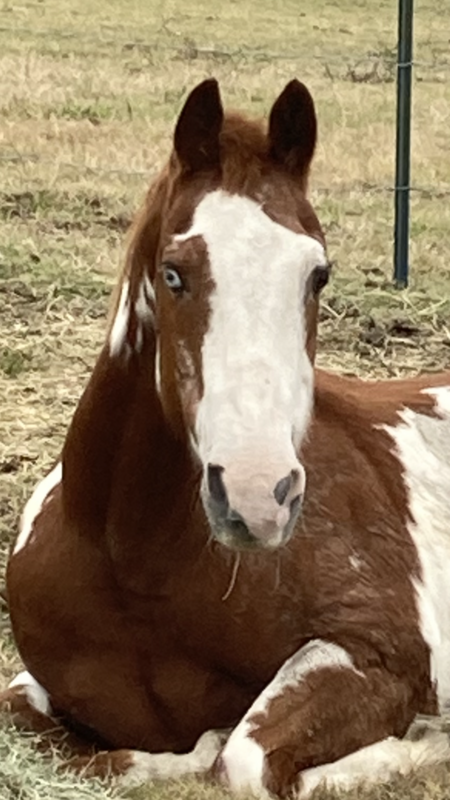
[163,267,184,293]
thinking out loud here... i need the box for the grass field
[1,0,450,797]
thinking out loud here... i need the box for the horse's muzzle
[204,463,303,551]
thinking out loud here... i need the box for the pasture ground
[1,0,450,797]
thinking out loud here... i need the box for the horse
[2,77,450,799]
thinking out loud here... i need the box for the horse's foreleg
[65,729,229,783]
[1,670,228,784]
[213,639,450,798]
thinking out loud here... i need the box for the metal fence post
[394,0,414,287]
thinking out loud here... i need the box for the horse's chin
[209,523,295,553]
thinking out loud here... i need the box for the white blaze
[175,190,326,469]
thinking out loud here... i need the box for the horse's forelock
[106,101,319,351]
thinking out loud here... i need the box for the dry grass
[1,0,450,797]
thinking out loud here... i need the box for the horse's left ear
[174,79,224,173]
[268,80,317,180]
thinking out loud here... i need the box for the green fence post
[394,0,414,287]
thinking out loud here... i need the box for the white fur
[175,190,326,471]
[299,730,450,798]
[220,640,362,793]
[110,276,154,357]
[189,431,201,459]
[13,463,62,555]
[425,386,450,416]
[118,729,227,787]
[109,279,131,357]
[176,341,196,390]
[383,385,450,707]
[220,735,269,797]
[135,275,155,353]
[135,279,154,324]
[155,341,161,394]
[349,552,362,570]
[9,671,52,716]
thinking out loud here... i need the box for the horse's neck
[62,342,201,557]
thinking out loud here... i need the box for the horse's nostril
[207,463,228,506]
[274,475,290,506]
[289,494,301,520]
[274,469,299,506]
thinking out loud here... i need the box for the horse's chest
[132,596,307,744]
[128,562,310,713]
[138,587,306,683]
[143,650,260,743]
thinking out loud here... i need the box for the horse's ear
[174,79,224,173]
[268,80,317,180]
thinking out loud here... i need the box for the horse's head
[113,79,329,551]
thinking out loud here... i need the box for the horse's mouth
[201,461,304,552]
[207,506,301,552]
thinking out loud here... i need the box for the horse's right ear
[174,79,224,173]
[268,80,317,182]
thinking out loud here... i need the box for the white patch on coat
[9,671,52,716]
[134,325,143,353]
[13,463,62,555]
[349,551,362,571]
[383,385,450,708]
[135,275,155,353]
[299,729,450,798]
[155,342,161,394]
[174,190,326,470]
[220,639,363,793]
[176,341,196,383]
[110,276,154,356]
[109,279,131,357]
[424,386,450,416]
[118,729,227,787]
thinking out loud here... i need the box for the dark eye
[311,264,330,295]
[163,266,184,294]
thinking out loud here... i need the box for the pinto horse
[2,78,450,798]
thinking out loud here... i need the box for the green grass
[1,0,450,798]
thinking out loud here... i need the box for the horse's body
[3,80,450,798]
